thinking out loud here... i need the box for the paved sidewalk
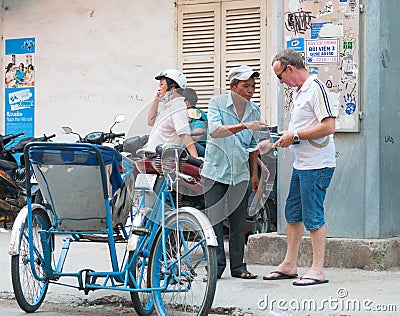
[214,263,400,315]
[1,228,399,315]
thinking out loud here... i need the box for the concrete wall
[375,0,400,237]
[277,0,400,239]
[1,0,176,139]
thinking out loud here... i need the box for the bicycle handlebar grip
[2,132,25,143]
[15,132,25,137]
[104,132,125,142]
[45,134,56,140]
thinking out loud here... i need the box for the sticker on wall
[349,0,357,12]
[343,41,354,50]
[286,38,305,52]
[4,37,35,140]
[283,0,360,132]
[340,52,357,84]
[311,22,331,39]
[319,23,344,38]
[309,67,319,75]
[318,1,334,17]
[341,93,356,115]
[305,39,339,64]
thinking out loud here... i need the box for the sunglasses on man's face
[276,65,288,80]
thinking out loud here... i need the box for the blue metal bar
[55,238,72,274]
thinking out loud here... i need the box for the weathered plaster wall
[1,0,176,138]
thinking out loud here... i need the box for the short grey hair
[272,49,305,70]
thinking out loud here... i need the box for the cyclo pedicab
[8,140,218,315]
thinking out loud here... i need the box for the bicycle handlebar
[110,132,125,138]
[3,133,57,153]
[1,132,25,144]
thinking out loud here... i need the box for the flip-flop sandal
[263,271,298,280]
[231,271,258,279]
[292,277,329,286]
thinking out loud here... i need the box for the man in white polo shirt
[263,49,338,286]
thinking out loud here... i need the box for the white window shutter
[177,0,267,112]
[177,3,221,109]
[222,0,266,107]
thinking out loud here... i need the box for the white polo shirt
[288,74,338,170]
[146,97,191,151]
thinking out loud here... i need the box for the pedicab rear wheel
[11,208,51,312]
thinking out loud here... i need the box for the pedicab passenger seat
[27,142,123,232]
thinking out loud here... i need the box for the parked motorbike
[0,132,56,228]
[121,109,277,237]
[253,126,278,234]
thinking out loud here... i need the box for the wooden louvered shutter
[222,0,266,107]
[177,3,221,110]
[177,0,267,112]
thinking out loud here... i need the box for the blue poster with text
[4,38,35,142]
[5,87,35,137]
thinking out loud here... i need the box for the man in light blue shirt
[201,65,267,280]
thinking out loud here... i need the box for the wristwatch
[293,131,300,144]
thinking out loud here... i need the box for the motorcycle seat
[0,159,18,170]
[136,148,156,159]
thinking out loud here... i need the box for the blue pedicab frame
[9,142,218,316]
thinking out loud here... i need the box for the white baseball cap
[228,65,259,82]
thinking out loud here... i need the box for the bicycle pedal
[132,226,150,236]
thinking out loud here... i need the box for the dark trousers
[203,178,249,277]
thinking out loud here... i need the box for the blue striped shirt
[201,92,261,185]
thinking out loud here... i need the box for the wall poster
[283,0,360,132]
[4,37,35,141]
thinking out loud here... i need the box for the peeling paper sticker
[288,0,299,11]
[319,24,344,37]
[318,1,334,17]
[344,13,357,19]
[339,115,356,129]
[311,22,331,39]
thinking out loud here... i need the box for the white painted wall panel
[1,0,176,139]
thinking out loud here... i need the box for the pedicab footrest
[26,143,123,232]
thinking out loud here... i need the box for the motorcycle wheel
[11,207,51,312]
[252,203,272,234]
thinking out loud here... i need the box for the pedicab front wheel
[11,207,51,312]
[149,212,217,316]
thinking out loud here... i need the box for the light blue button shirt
[201,92,261,185]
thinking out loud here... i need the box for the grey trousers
[203,178,249,278]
